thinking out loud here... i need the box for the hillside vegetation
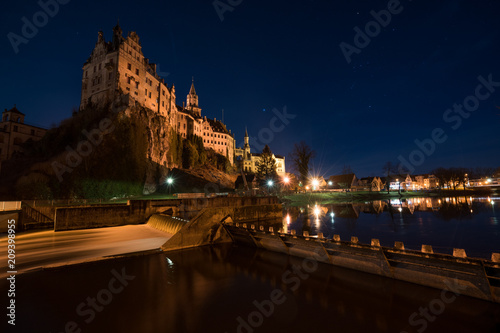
[0,102,234,200]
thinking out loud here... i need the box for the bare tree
[382,161,397,194]
[341,164,353,174]
[289,141,316,184]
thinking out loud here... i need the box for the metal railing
[21,204,53,223]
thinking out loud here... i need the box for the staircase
[21,203,54,230]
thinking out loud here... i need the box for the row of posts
[233,222,500,263]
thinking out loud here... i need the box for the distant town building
[354,177,384,192]
[0,106,47,161]
[386,174,439,191]
[80,23,235,164]
[234,129,286,176]
[327,173,358,190]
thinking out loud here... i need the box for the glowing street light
[284,176,290,184]
[311,178,319,191]
[267,180,274,187]
[166,177,174,194]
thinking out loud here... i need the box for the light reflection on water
[10,245,500,333]
[282,196,500,259]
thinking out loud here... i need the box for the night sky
[1,0,500,177]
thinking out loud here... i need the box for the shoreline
[282,188,499,205]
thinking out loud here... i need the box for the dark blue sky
[1,0,500,177]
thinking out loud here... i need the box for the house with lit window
[354,177,384,192]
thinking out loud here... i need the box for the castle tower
[244,127,251,159]
[112,21,123,49]
[186,78,201,116]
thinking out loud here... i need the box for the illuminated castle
[79,23,235,164]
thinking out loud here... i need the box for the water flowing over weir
[146,214,189,234]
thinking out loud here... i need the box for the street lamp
[267,179,273,194]
[312,178,319,191]
[167,177,173,194]
[282,176,290,193]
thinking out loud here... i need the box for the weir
[146,214,189,234]
[222,223,500,304]
[161,203,500,304]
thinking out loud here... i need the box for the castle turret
[244,127,251,159]
[186,78,201,116]
[112,21,123,49]
[187,78,198,107]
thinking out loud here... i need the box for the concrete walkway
[0,225,172,278]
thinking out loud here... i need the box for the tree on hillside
[289,141,315,184]
[256,145,277,182]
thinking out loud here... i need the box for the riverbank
[282,188,498,205]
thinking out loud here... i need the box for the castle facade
[234,129,286,176]
[80,23,235,164]
[0,106,47,161]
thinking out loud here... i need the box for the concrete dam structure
[160,202,500,304]
[222,223,500,304]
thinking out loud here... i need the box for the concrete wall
[53,197,280,231]
[179,196,280,213]
[162,203,282,252]
[54,200,153,231]
[0,211,20,233]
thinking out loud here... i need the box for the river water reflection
[5,196,500,333]
[282,196,499,259]
[9,245,500,333]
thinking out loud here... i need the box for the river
[3,196,500,333]
[282,196,500,259]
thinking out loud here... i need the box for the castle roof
[250,152,284,159]
[328,173,356,188]
[206,118,231,135]
[4,105,24,115]
[189,79,197,95]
